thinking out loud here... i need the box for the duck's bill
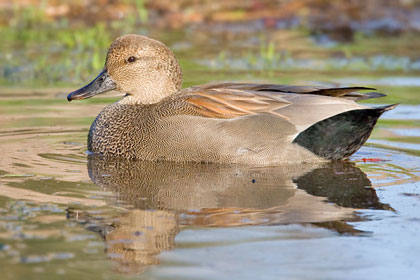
[67,70,117,101]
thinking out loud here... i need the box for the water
[1,87,420,280]
[1,65,420,279]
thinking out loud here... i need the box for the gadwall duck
[67,34,396,165]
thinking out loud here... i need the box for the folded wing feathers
[341,91,387,101]
[309,87,377,97]
[185,84,385,119]
[247,84,378,97]
[186,89,291,119]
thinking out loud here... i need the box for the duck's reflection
[68,156,390,274]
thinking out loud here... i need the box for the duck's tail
[293,104,398,160]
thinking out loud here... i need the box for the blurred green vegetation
[0,5,112,87]
[0,2,420,106]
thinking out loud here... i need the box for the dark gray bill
[67,70,117,101]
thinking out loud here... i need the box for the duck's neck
[118,79,181,105]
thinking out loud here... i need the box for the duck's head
[67,34,182,104]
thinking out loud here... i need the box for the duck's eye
[127,56,137,63]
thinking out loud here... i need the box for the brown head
[67,34,182,104]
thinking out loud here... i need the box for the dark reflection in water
[295,164,392,210]
[67,156,391,274]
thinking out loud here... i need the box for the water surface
[1,75,420,280]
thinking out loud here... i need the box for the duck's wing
[182,87,292,120]
[180,83,384,126]
[190,82,386,101]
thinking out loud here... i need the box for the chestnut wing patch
[185,88,291,119]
